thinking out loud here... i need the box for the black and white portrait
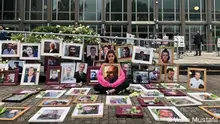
[60,63,76,84]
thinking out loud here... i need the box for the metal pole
[176,41,179,60]
[82,36,85,62]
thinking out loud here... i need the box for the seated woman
[93,50,129,95]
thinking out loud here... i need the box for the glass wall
[105,25,127,37]
[25,0,47,20]
[158,0,180,21]
[158,25,180,39]
[132,25,154,38]
[131,0,154,21]
[105,0,127,21]
[0,0,18,20]
[185,0,206,21]
[212,0,220,21]
[52,0,75,20]
[79,0,101,21]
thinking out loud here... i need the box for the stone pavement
[0,75,220,124]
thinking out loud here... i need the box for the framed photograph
[0,41,20,57]
[62,43,83,60]
[164,65,179,82]
[140,90,164,97]
[65,88,91,96]
[35,90,67,99]
[2,93,32,102]
[120,62,132,79]
[87,67,99,85]
[160,89,186,96]
[45,85,65,90]
[93,60,105,67]
[20,43,41,60]
[106,96,132,106]
[41,39,61,56]
[44,56,61,72]
[60,63,76,84]
[187,92,220,102]
[148,65,162,83]
[145,84,163,89]
[46,66,61,85]
[132,46,153,64]
[116,105,144,118]
[14,89,39,94]
[199,106,220,119]
[75,62,88,82]
[20,64,40,85]
[73,95,98,103]
[116,45,133,62]
[38,98,72,107]
[148,106,190,122]
[160,83,186,90]
[127,84,147,92]
[0,63,8,71]
[0,70,18,86]
[8,60,25,74]
[86,45,99,66]
[132,70,149,84]
[102,63,120,82]
[0,107,30,120]
[99,43,115,60]
[166,96,202,107]
[63,83,81,88]
[72,103,104,118]
[188,68,207,91]
[137,97,164,107]
[28,107,70,122]
[158,47,174,65]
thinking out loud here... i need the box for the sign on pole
[174,36,185,48]
[217,38,220,48]
[126,33,135,45]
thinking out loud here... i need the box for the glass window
[132,0,154,21]
[79,0,101,21]
[213,0,220,21]
[185,0,206,21]
[105,25,127,36]
[158,0,180,21]
[52,0,75,20]
[1,0,18,20]
[105,0,127,21]
[25,0,47,20]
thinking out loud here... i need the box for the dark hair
[166,68,174,73]
[90,47,96,50]
[123,47,130,56]
[105,50,118,63]
[161,48,170,61]
[140,51,144,54]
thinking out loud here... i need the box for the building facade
[0,0,220,51]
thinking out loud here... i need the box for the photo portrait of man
[104,65,119,83]
[87,46,99,66]
[166,68,175,82]
[67,46,80,57]
[190,71,204,89]
[121,63,131,76]
[61,67,75,83]
[90,70,98,81]
[2,43,16,55]
[135,51,150,61]
[100,45,111,60]
[48,60,57,66]
[74,63,87,83]
[49,69,59,82]
[4,74,15,83]
[23,67,36,83]
[120,47,132,58]
[160,48,172,64]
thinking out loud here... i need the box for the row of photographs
[0,60,207,91]
[0,40,175,65]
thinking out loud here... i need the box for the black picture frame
[2,93,32,102]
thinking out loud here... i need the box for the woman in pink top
[93,50,129,94]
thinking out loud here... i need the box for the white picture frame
[106,96,132,106]
[61,43,83,60]
[132,46,153,64]
[65,88,91,96]
[60,63,76,84]
[41,39,62,56]
[0,63,8,70]
[28,107,70,122]
[187,92,220,102]
[165,96,202,106]
[148,106,190,122]
[36,90,67,98]
[20,43,41,60]
[0,40,20,57]
[160,83,186,90]
[140,90,164,97]
[71,103,104,118]
[8,60,25,74]
[20,64,40,85]
[127,84,147,92]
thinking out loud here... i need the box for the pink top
[97,64,125,88]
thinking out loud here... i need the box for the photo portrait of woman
[41,40,61,56]
[159,48,174,64]
[23,67,36,83]
[22,46,38,57]
[48,42,58,53]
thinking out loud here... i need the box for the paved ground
[0,75,220,124]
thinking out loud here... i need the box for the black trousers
[195,44,201,55]
[93,81,130,94]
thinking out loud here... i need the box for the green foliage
[11,24,100,44]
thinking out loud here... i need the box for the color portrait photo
[20,43,40,60]
[165,66,179,82]
[103,64,120,84]
[61,63,76,84]
[132,46,153,64]
[21,64,40,85]
[159,48,174,65]
[0,41,20,57]
[41,39,61,56]
[188,68,207,91]
[86,45,99,66]
[62,43,83,60]
[117,46,133,62]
